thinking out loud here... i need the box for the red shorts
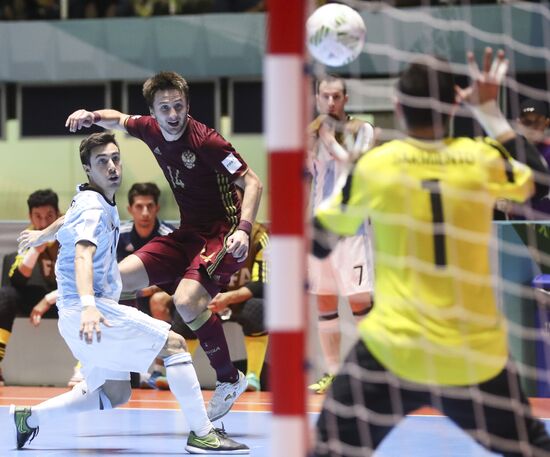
[133,221,245,298]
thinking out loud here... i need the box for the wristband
[92,111,102,123]
[22,247,40,269]
[81,295,96,308]
[469,100,512,139]
[45,290,58,305]
[237,220,253,235]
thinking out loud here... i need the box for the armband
[22,247,40,269]
[469,100,512,139]
[92,111,102,123]
[81,295,96,308]
[45,290,58,305]
[238,220,253,235]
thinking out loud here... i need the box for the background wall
[0,119,268,222]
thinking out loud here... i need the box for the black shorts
[315,341,550,457]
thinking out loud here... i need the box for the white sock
[318,317,341,375]
[28,381,101,427]
[164,352,212,437]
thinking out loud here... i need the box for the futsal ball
[306,3,366,67]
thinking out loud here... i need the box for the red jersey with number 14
[125,115,248,230]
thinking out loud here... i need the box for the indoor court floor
[1,387,550,456]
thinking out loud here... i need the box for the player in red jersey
[65,72,263,421]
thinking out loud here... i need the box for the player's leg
[153,310,199,390]
[231,298,268,391]
[443,361,550,456]
[10,378,132,449]
[118,253,150,297]
[0,286,19,386]
[158,330,249,453]
[309,251,342,394]
[314,341,418,456]
[173,278,238,381]
[311,293,340,394]
[149,290,172,322]
[171,310,200,355]
[173,277,247,421]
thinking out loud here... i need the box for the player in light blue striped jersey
[11,132,248,454]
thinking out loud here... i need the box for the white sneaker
[206,371,248,421]
[67,363,84,387]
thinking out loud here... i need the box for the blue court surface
[2,404,550,456]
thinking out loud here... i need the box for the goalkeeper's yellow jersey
[315,136,534,385]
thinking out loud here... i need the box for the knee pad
[171,312,198,340]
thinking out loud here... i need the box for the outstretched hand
[455,47,508,106]
[17,229,46,253]
[65,109,95,132]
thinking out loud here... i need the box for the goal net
[305,1,550,456]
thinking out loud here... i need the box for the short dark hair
[142,71,189,108]
[316,74,347,96]
[127,182,161,205]
[27,189,59,212]
[397,57,456,131]
[79,132,119,166]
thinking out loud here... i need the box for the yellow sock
[0,328,11,362]
[244,334,268,378]
[186,338,200,356]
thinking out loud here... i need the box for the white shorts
[57,297,170,392]
[308,232,374,296]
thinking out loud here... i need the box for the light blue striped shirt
[55,187,121,305]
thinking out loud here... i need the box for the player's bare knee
[102,380,132,407]
[173,283,211,322]
[159,330,187,358]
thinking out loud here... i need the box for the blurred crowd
[0,0,265,20]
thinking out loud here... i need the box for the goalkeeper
[313,48,550,457]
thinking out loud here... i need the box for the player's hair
[142,71,190,107]
[127,182,161,205]
[396,57,456,131]
[315,74,347,96]
[27,189,59,212]
[79,132,119,166]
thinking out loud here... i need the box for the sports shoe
[207,370,247,421]
[139,370,163,389]
[67,362,84,387]
[0,366,5,387]
[186,426,249,454]
[308,373,334,394]
[245,373,260,392]
[154,374,170,390]
[9,405,39,449]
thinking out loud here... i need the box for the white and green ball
[306,3,366,67]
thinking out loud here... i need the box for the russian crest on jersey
[306,3,366,67]
[181,150,196,169]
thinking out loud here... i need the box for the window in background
[229,80,263,134]
[19,84,108,137]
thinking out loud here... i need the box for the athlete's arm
[65,109,130,133]
[235,168,263,228]
[456,48,549,200]
[75,240,110,344]
[17,215,65,252]
[227,169,263,262]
